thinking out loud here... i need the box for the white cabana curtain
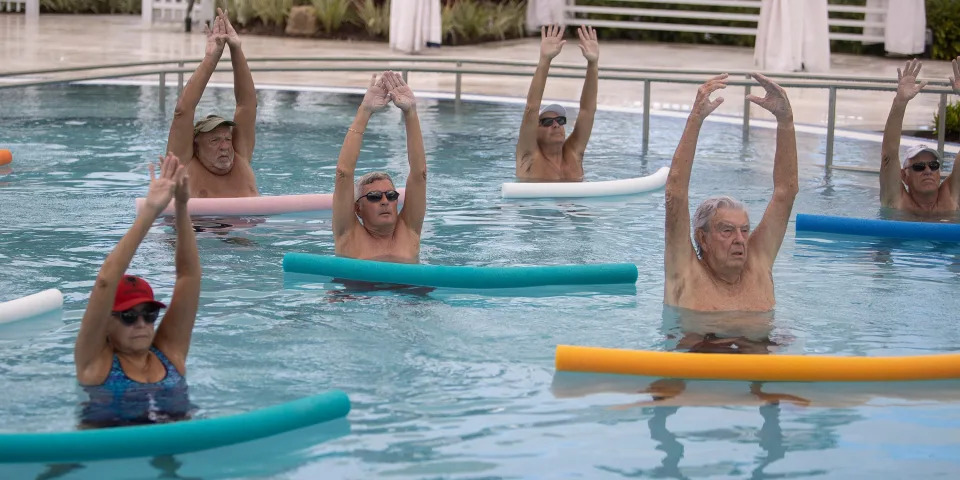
[754,0,830,73]
[525,0,565,32]
[864,0,926,54]
[389,0,442,54]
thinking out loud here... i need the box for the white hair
[692,195,747,256]
[354,171,394,201]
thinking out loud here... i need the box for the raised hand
[204,14,228,58]
[746,73,792,121]
[690,73,728,122]
[576,25,599,64]
[540,25,566,61]
[218,8,241,49]
[172,155,190,204]
[895,58,927,102]
[382,71,417,113]
[951,57,960,95]
[360,73,390,114]
[145,153,186,215]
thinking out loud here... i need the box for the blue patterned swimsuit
[80,346,194,427]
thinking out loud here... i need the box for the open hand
[951,57,960,95]
[204,14,228,57]
[145,153,186,215]
[360,73,390,114]
[576,25,599,63]
[690,73,728,121]
[218,8,241,49]
[746,73,792,121]
[381,71,416,113]
[540,25,566,61]
[895,58,927,102]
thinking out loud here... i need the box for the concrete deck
[1,14,956,133]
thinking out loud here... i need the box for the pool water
[1,84,959,479]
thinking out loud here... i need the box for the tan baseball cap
[193,114,236,136]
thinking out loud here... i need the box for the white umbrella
[390,0,442,54]
[754,0,830,73]
[525,0,565,33]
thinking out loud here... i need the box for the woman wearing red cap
[75,153,201,426]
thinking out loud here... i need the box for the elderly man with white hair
[332,71,426,264]
[664,73,798,313]
[879,58,960,214]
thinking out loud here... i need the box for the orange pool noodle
[555,345,960,382]
[0,150,11,166]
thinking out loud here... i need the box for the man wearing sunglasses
[332,71,427,263]
[165,9,259,199]
[75,153,200,426]
[880,58,960,214]
[515,25,599,182]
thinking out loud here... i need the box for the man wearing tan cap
[880,58,959,214]
[165,8,258,198]
[515,25,599,182]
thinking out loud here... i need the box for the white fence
[0,0,39,20]
[141,0,216,29]
[563,0,885,43]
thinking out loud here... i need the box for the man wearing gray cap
[516,25,599,182]
[165,8,258,198]
[880,58,959,213]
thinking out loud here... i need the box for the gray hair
[692,195,747,256]
[354,171,395,201]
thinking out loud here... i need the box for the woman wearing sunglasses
[75,153,200,427]
[880,58,960,214]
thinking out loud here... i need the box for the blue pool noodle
[0,390,350,463]
[283,253,639,288]
[796,214,960,242]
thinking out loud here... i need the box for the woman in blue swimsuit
[75,153,201,427]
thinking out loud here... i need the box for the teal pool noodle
[0,390,350,463]
[283,253,639,288]
[796,213,960,241]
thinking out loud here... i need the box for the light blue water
[0,84,959,479]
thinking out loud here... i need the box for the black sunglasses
[539,116,567,127]
[909,161,940,172]
[361,190,400,202]
[112,307,161,326]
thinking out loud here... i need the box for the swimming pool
[1,84,959,478]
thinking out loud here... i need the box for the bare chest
[337,225,421,263]
[188,158,258,198]
[674,266,775,312]
[526,151,584,182]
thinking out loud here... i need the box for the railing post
[742,81,751,143]
[455,61,462,107]
[177,61,184,95]
[825,86,837,170]
[159,72,166,111]
[937,92,947,158]
[642,79,651,155]
[402,70,408,84]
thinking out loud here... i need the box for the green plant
[250,0,293,27]
[39,0,140,13]
[488,0,524,41]
[933,100,960,140]
[353,0,389,38]
[313,0,354,33]
[927,0,960,60]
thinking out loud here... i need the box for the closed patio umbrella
[390,0,442,54]
[754,0,830,72]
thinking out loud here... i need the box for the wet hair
[354,171,394,201]
[692,195,747,256]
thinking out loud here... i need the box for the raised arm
[517,25,565,175]
[153,157,200,373]
[165,15,228,164]
[745,74,798,266]
[948,57,960,202]
[220,9,256,160]
[332,75,390,241]
[565,25,599,157]
[383,72,427,235]
[881,59,927,206]
[665,75,728,281]
[75,155,184,384]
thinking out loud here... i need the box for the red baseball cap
[113,275,167,312]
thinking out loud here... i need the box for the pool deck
[1,14,957,135]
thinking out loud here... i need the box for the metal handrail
[0,59,955,171]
